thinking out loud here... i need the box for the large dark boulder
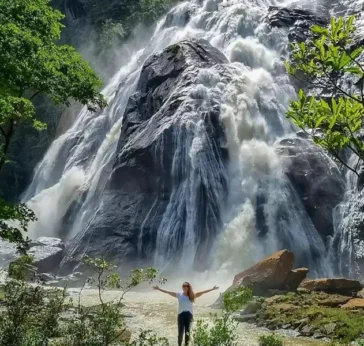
[61,39,230,272]
[275,136,345,242]
[29,245,64,273]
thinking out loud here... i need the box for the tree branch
[323,70,362,103]
[0,119,15,173]
[331,150,361,178]
[29,91,41,101]
[0,126,6,138]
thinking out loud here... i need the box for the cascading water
[24,0,339,276]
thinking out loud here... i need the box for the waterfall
[23,0,340,276]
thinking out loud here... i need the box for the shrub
[223,286,253,312]
[59,256,165,346]
[129,330,169,346]
[258,334,283,346]
[286,16,364,178]
[0,254,167,346]
[193,312,238,346]
[8,255,35,281]
[0,280,67,346]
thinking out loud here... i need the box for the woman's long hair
[184,282,195,303]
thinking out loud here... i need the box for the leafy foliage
[100,20,126,48]
[0,0,106,250]
[129,330,169,346]
[0,0,106,172]
[8,255,35,281]
[60,257,164,346]
[192,286,252,346]
[223,286,253,312]
[0,199,36,253]
[286,16,364,177]
[193,313,238,346]
[87,0,176,39]
[0,280,67,346]
[0,256,167,346]
[258,334,283,346]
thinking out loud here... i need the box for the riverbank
[68,288,327,345]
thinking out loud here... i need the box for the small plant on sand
[258,334,283,346]
[129,330,169,346]
[193,313,238,346]
[193,286,253,346]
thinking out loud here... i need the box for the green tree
[0,0,107,250]
[0,200,35,253]
[286,16,364,178]
[0,0,107,172]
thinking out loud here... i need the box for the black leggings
[178,311,193,346]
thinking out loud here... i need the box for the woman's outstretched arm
[195,285,219,298]
[153,285,177,297]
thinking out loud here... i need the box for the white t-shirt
[177,292,193,315]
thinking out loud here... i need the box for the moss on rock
[253,291,364,343]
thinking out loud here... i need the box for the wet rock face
[62,39,230,272]
[334,189,364,279]
[267,6,329,43]
[276,136,346,242]
[268,6,328,29]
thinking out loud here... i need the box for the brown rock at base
[274,303,298,312]
[232,250,294,295]
[318,295,351,307]
[341,298,364,309]
[285,268,309,291]
[357,288,364,298]
[299,278,362,295]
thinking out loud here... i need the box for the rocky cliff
[61,39,231,272]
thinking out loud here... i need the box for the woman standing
[153,282,219,346]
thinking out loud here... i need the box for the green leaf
[315,115,327,128]
[311,25,328,36]
[344,67,363,75]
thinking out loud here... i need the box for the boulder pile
[228,250,364,341]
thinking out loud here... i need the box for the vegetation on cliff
[87,0,177,46]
